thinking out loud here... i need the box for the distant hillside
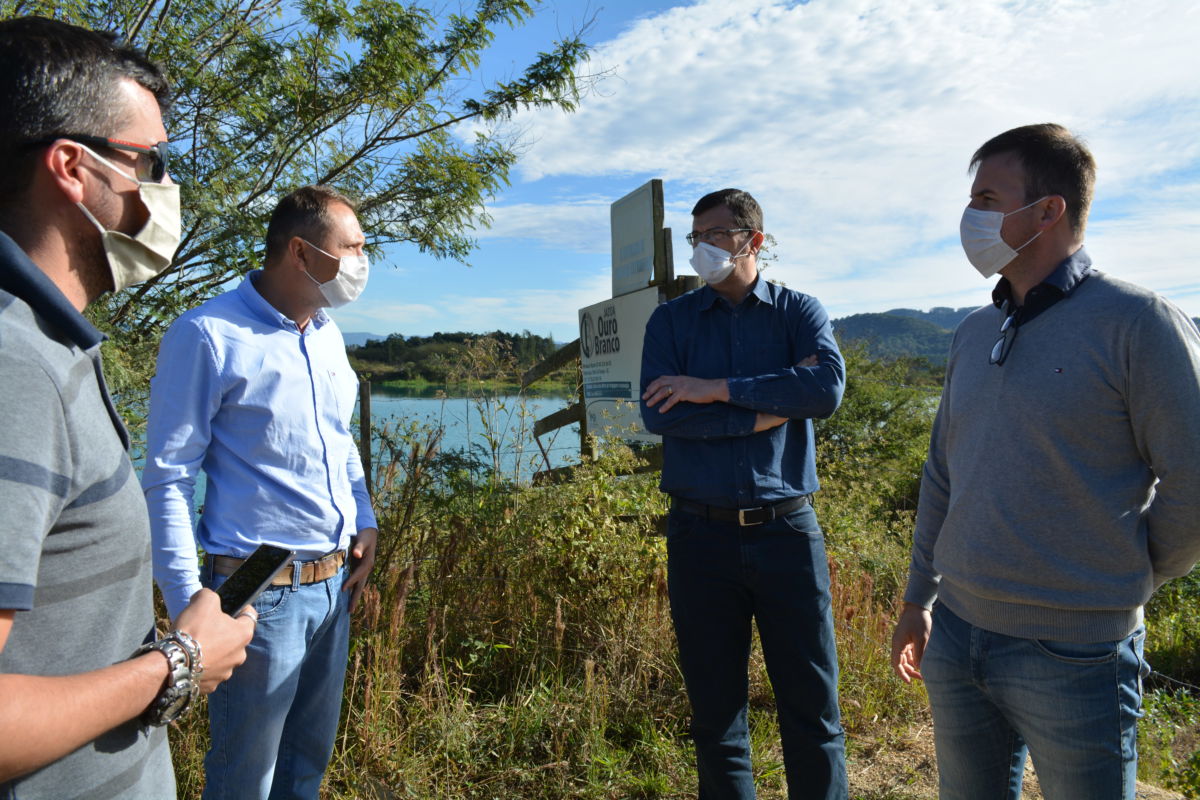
[833,312,957,362]
[884,306,977,331]
[835,308,1200,363]
[342,331,386,348]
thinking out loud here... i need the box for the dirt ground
[847,711,1187,800]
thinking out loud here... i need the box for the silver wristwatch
[134,630,204,726]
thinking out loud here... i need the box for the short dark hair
[0,16,169,218]
[264,185,358,264]
[970,123,1096,237]
[691,188,763,233]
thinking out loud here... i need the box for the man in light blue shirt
[143,184,378,799]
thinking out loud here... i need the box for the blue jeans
[923,603,1148,800]
[201,560,351,800]
[666,503,848,800]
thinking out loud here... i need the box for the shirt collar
[0,230,103,349]
[699,273,774,311]
[239,270,330,333]
[991,246,1093,320]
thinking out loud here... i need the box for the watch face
[159,679,199,723]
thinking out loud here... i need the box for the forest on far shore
[348,330,562,384]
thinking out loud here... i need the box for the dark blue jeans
[666,503,848,800]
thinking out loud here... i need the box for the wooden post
[358,377,372,497]
[578,356,592,460]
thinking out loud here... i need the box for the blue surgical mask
[959,197,1046,278]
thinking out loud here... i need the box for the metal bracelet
[133,634,200,727]
[164,629,204,680]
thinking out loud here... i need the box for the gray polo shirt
[0,231,173,799]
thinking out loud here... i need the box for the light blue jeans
[923,603,1148,800]
[201,561,351,800]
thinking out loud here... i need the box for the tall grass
[165,343,1199,799]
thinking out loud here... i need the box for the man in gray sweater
[890,123,1200,800]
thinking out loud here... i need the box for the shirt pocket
[746,342,793,375]
[325,368,359,423]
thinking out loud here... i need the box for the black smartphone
[216,544,295,616]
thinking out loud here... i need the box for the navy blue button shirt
[991,246,1094,325]
[640,277,845,509]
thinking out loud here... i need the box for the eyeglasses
[989,311,1019,366]
[27,134,170,183]
[685,227,754,247]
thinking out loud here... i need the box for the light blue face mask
[301,239,369,308]
[959,197,1046,278]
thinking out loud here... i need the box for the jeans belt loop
[291,560,302,591]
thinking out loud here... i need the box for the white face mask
[689,239,752,285]
[959,197,1046,279]
[302,239,369,308]
[75,145,181,292]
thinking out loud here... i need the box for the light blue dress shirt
[143,272,377,619]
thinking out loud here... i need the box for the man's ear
[44,141,89,205]
[288,235,309,271]
[1038,195,1068,231]
[749,230,765,255]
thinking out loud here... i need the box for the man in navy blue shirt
[641,188,848,799]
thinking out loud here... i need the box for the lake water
[362,386,579,481]
[174,388,576,509]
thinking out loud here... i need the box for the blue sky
[333,0,1200,342]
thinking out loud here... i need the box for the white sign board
[578,286,661,444]
[610,180,663,298]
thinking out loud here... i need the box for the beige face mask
[75,145,181,292]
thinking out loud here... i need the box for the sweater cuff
[903,573,940,610]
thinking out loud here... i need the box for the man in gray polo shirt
[891,123,1200,800]
[0,16,254,798]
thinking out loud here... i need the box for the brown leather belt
[209,550,346,586]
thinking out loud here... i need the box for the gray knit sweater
[904,263,1200,642]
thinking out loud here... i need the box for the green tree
[2,0,590,393]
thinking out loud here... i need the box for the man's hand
[890,602,932,684]
[174,589,256,694]
[643,375,729,412]
[342,526,378,613]
[754,413,788,432]
[643,356,817,416]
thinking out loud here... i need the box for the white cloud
[444,271,613,335]
[458,0,1200,317]
[343,271,614,339]
[332,302,440,334]
[474,199,612,253]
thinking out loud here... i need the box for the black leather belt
[673,495,811,527]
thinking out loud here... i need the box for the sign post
[578,286,661,444]
[610,179,667,298]
[573,179,677,447]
